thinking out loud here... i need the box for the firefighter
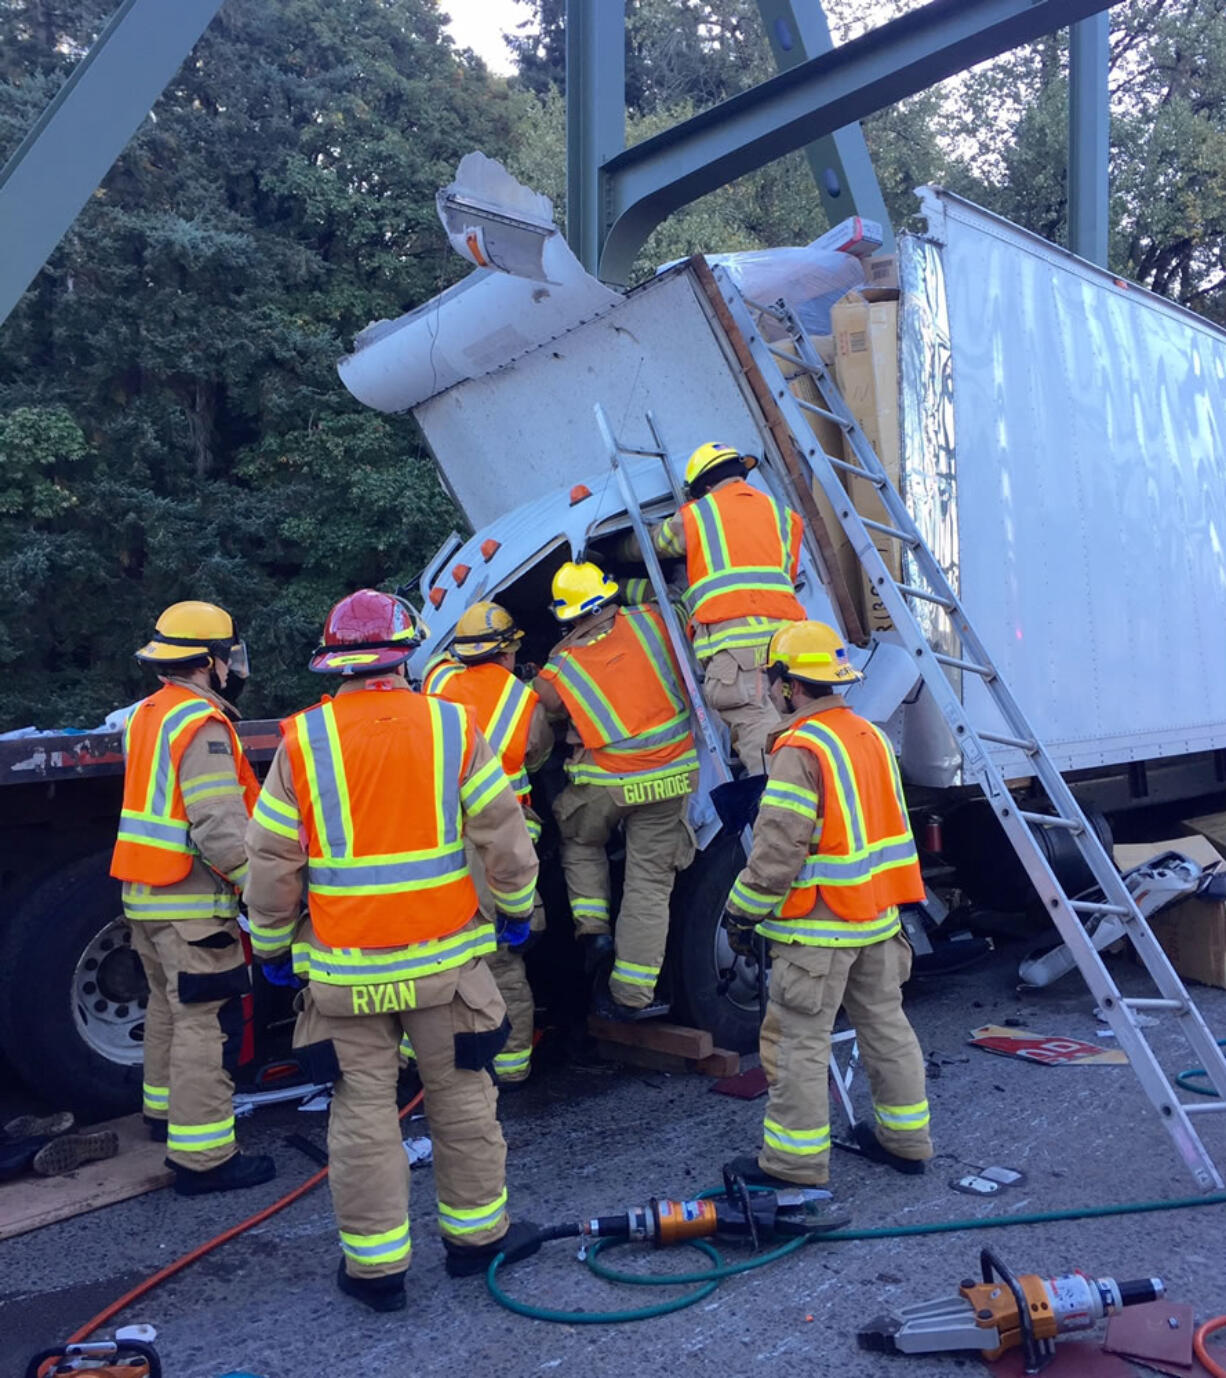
[244,590,541,1312]
[721,620,932,1189]
[626,442,805,776]
[109,602,275,1195]
[535,561,697,1019]
[422,601,553,1085]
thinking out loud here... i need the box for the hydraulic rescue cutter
[858,1248,1164,1374]
[510,1169,850,1261]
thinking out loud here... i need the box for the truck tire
[0,850,145,1120]
[670,834,760,1054]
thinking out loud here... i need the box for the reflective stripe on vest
[767,707,922,938]
[291,923,496,986]
[286,689,479,952]
[542,607,696,787]
[681,481,805,630]
[426,659,537,802]
[111,684,258,891]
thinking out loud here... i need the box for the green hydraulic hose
[1176,1039,1226,1097]
[485,1190,1226,1324]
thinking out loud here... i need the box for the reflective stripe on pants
[129,919,241,1171]
[757,932,932,1184]
[293,957,510,1279]
[555,784,693,1010]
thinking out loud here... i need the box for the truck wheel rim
[714,925,760,1012]
[72,918,147,1066]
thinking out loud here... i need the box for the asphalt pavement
[3,943,1225,1378]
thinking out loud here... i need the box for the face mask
[211,665,247,705]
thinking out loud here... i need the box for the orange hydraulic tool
[858,1247,1164,1375]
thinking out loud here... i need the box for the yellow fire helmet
[452,600,524,662]
[135,601,243,668]
[767,620,862,686]
[550,560,619,622]
[683,441,757,494]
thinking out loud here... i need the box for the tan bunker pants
[702,648,781,777]
[758,933,932,1185]
[465,837,543,1083]
[294,957,511,1279]
[129,917,248,1169]
[555,784,694,1008]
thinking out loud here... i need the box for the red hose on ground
[1195,1316,1226,1378]
[62,1089,425,1349]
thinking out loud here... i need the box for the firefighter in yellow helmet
[622,442,806,776]
[535,561,697,1019]
[110,602,275,1195]
[720,621,932,1192]
[244,590,541,1312]
[421,601,553,1085]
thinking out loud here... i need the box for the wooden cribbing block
[587,1018,713,1061]
[694,1049,740,1078]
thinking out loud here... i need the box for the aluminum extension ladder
[716,279,1226,1192]
[592,404,862,1127]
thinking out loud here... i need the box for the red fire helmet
[309,589,425,676]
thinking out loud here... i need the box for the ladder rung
[933,652,995,678]
[1070,900,1130,917]
[742,295,786,319]
[894,582,954,610]
[826,454,883,484]
[794,396,852,428]
[861,517,919,547]
[1018,810,1083,832]
[1122,998,1186,1012]
[766,341,820,370]
[979,729,1038,753]
[1183,1102,1226,1115]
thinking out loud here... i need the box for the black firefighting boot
[852,1122,925,1176]
[171,1152,276,1196]
[336,1259,407,1313]
[444,1220,543,1278]
[723,1154,828,1192]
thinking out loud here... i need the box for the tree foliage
[5,0,1226,730]
[508,0,1226,323]
[0,0,512,728]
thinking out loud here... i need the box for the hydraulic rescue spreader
[858,1247,1164,1374]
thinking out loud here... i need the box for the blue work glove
[261,958,301,988]
[495,912,533,949]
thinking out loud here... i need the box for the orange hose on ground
[1195,1316,1226,1378]
[62,1089,425,1349]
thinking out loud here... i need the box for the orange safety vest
[422,658,538,805]
[538,607,698,790]
[283,687,479,950]
[111,684,259,887]
[680,480,805,628]
[765,705,923,936]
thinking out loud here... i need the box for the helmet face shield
[226,640,250,679]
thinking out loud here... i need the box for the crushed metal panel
[918,186,1226,775]
[413,269,775,529]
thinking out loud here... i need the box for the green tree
[505,0,943,279]
[0,0,514,729]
